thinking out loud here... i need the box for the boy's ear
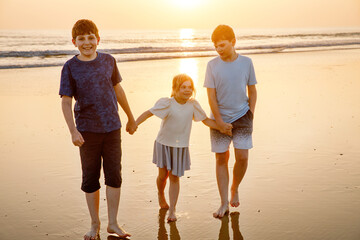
[97,37,100,45]
[72,39,77,47]
[231,38,236,46]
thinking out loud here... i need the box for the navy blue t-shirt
[59,52,122,133]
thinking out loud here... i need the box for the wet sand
[0,49,360,239]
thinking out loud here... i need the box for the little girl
[136,74,232,222]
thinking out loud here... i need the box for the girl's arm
[202,118,232,136]
[136,110,154,126]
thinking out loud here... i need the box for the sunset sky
[1,0,360,30]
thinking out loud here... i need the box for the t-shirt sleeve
[248,59,257,85]
[149,97,171,119]
[192,99,207,122]
[111,57,122,86]
[203,62,215,88]
[59,62,75,97]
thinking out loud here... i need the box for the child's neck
[77,52,97,61]
[174,96,188,105]
[221,51,237,62]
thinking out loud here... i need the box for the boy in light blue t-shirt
[204,25,257,219]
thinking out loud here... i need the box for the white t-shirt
[150,97,207,148]
[204,54,257,123]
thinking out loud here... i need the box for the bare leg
[213,151,230,218]
[157,167,170,209]
[84,190,101,240]
[168,172,180,222]
[230,149,248,207]
[106,186,131,238]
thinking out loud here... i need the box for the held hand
[71,129,85,147]
[126,119,138,135]
[219,121,232,136]
[223,123,233,136]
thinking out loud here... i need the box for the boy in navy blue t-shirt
[59,19,136,240]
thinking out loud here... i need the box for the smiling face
[214,38,236,61]
[72,33,100,61]
[175,80,194,103]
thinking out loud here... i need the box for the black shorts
[79,129,122,193]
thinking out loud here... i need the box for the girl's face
[175,80,193,102]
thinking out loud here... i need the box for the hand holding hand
[126,119,138,135]
[219,121,233,136]
[223,122,233,136]
[71,129,85,147]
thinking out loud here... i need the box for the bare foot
[107,224,131,238]
[84,223,100,240]
[213,203,229,218]
[158,193,169,209]
[230,190,240,207]
[167,210,177,222]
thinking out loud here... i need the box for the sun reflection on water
[180,28,195,48]
[179,58,199,88]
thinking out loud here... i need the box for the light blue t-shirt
[204,54,257,123]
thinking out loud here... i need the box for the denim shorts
[79,129,122,193]
[210,110,253,153]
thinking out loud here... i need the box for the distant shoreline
[1,46,359,70]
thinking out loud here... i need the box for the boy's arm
[135,110,153,127]
[207,88,230,134]
[202,118,232,136]
[248,84,257,115]
[61,96,85,147]
[113,83,137,135]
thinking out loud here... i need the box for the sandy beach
[0,49,360,240]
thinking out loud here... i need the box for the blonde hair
[171,74,196,97]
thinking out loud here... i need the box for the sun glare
[180,29,195,47]
[172,0,203,8]
[179,58,199,87]
[180,29,194,39]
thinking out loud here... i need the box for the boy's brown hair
[211,25,235,43]
[72,19,99,40]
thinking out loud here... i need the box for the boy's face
[213,38,236,59]
[72,33,100,59]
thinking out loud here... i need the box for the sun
[171,0,203,8]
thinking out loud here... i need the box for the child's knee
[169,174,179,183]
[158,173,169,182]
[235,151,248,163]
[216,151,230,166]
[81,180,101,193]
[235,155,248,164]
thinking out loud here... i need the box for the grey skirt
[153,141,191,177]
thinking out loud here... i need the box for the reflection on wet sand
[107,233,130,240]
[218,212,244,240]
[158,208,181,240]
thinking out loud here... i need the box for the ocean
[0,28,359,69]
